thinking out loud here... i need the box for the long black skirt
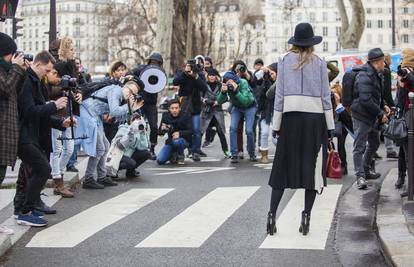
[269,112,328,191]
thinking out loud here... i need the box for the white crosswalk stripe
[136,186,260,248]
[260,185,342,250]
[26,188,173,248]
[146,167,235,176]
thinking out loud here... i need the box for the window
[389,20,393,28]
[35,41,39,51]
[246,42,252,55]
[378,20,383,28]
[323,42,328,52]
[336,26,341,36]
[42,41,46,50]
[402,34,409,43]
[336,42,341,52]
[256,41,263,55]
[367,20,372,28]
[403,20,409,28]
[377,8,382,14]
[35,29,38,38]
[366,8,371,14]
[323,27,328,36]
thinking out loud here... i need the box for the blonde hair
[58,37,74,62]
[289,45,315,69]
[331,83,343,100]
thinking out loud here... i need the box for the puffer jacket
[216,79,255,108]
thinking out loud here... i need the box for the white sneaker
[0,225,14,235]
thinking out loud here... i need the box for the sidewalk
[377,168,414,266]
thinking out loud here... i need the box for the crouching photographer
[157,99,192,165]
[0,33,29,189]
[110,113,151,178]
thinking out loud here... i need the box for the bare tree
[336,0,365,49]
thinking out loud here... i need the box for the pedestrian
[15,51,73,227]
[266,23,334,236]
[75,57,91,85]
[216,70,257,163]
[257,63,278,163]
[157,99,192,165]
[202,56,217,148]
[200,68,230,158]
[351,48,389,190]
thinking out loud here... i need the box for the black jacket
[173,70,208,115]
[18,68,65,149]
[383,64,395,107]
[158,111,192,144]
[350,63,385,124]
[257,78,275,123]
[397,72,414,113]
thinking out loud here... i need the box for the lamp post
[391,0,396,48]
[49,0,56,44]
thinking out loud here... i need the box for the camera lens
[148,75,159,85]
[138,124,145,131]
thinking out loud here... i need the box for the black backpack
[341,68,361,107]
[78,80,120,103]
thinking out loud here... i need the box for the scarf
[0,58,13,72]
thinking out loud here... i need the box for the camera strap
[91,95,108,104]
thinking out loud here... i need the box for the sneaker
[386,151,398,159]
[0,225,14,235]
[356,177,368,190]
[223,150,231,159]
[35,200,57,215]
[14,210,44,219]
[202,141,211,148]
[149,151,157,160]
[249,155,258,162]
[16,213,48,227]
[170,152,178,164]
[192,153,201,162]
[66,166,79,172]
[177,156,185,165]
[373,152,382,160]
[126,170,140,178]
[82,178,105,189]
[231,156,239,163]
[97,176,118,186]
[365,170,381,180]
[238,151,244,160]
[199,150,207,157]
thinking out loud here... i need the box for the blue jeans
[192,114,202,154]
[157,138,189,165]
[67,144,80,168]
[230,105,257,157]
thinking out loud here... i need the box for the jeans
[384,137,395,153]
[142,104,158,147]
[17,144,51,214]
[157,138,189,165]
[352,118,380,177]
[230,105,257,157]
[67,144,80,168]
[85,128,109,180]
[259,118,270,150]
[50,128,74,178]
[192,114,202,154]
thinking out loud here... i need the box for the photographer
[217,71,257,163]
[173,59,208,161]
[257,63,278,163]
[201,68,230,158]
[132,52,164,160]
[15,51,72,227]
[47,65,82,198]
[351,48,388,190]
[0,33,28,188]
[78,78,144,189]
[157,99,192,165]
[111,113,151,178]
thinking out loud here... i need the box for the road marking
[26,188,173,248]
[146,167,236,176]
[260,185,342,250]
[0,189,16,211]
[0,189,61,245]
[254,163,273,170]
[136,186,260,248]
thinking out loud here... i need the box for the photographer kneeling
[217,71,257,163]
[157,99,192,165]
[111,114,151,178]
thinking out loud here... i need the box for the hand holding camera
[54,97,68,110]
[11,53,26,69]
[62,117,77,128]
[397,65,410,78]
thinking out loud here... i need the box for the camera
[236,64,247,73]
[160,123,173,135]
[15,51,34,62]
[60,75,77,89]
[187,59,197,72]
[227,83,236,92]
[134,93,144,102]
[186,57,204,73]
[397,65,409,77]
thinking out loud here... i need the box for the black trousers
[398,146,406,175]
[337,127,349,168]
[16,144,51,214]
[119,150,151,171]
[209,116,228,152]
[0,165,6,185]
[104,121,120,143]
[142,104,158,147]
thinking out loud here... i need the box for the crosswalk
[0,185,343,251]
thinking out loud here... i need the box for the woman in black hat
[266,23,335,236]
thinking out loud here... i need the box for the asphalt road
[0,136,395,267]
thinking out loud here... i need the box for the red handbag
[326,141,343,179]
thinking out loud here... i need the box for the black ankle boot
[266,212,277,235]
[395,171,406,189]
[299,211,310,236]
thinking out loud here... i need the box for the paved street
[0,137,395,267]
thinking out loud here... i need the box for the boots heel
[266,212,276,235]
[299,211,310,236]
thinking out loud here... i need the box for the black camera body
[160,124,174,136]
[60,75,78,90]
[397,65,409,77]
[134,93,144,102]
[187,59,203,73]
[15,51,34,62]
[227,83,237,93]
[236,64,247,73]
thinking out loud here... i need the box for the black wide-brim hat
[288,22,322,47]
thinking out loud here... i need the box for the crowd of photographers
[0,29,413,232]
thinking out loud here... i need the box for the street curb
[0,172,80,189]
[377,168,414,267]
[0,234,11,259]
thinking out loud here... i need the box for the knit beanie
[222,71,240,84]
[401,49,414,69]
[207,68,219,77]
[0,32,17,57]
[268,62,278,72]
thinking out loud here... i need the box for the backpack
[78,80,120,103]
[341,69,360,107]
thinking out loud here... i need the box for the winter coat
[173,70,208,115]
[200,82,226,133]
[18,68,65,148]
[350,63,385,124]
[112,123,149,158]
[257,78,276,123]
[158,111,192,144]
[216,79,256,108]
[0,64,26,167]
[397,72,414,113]
[383,64,395,107]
